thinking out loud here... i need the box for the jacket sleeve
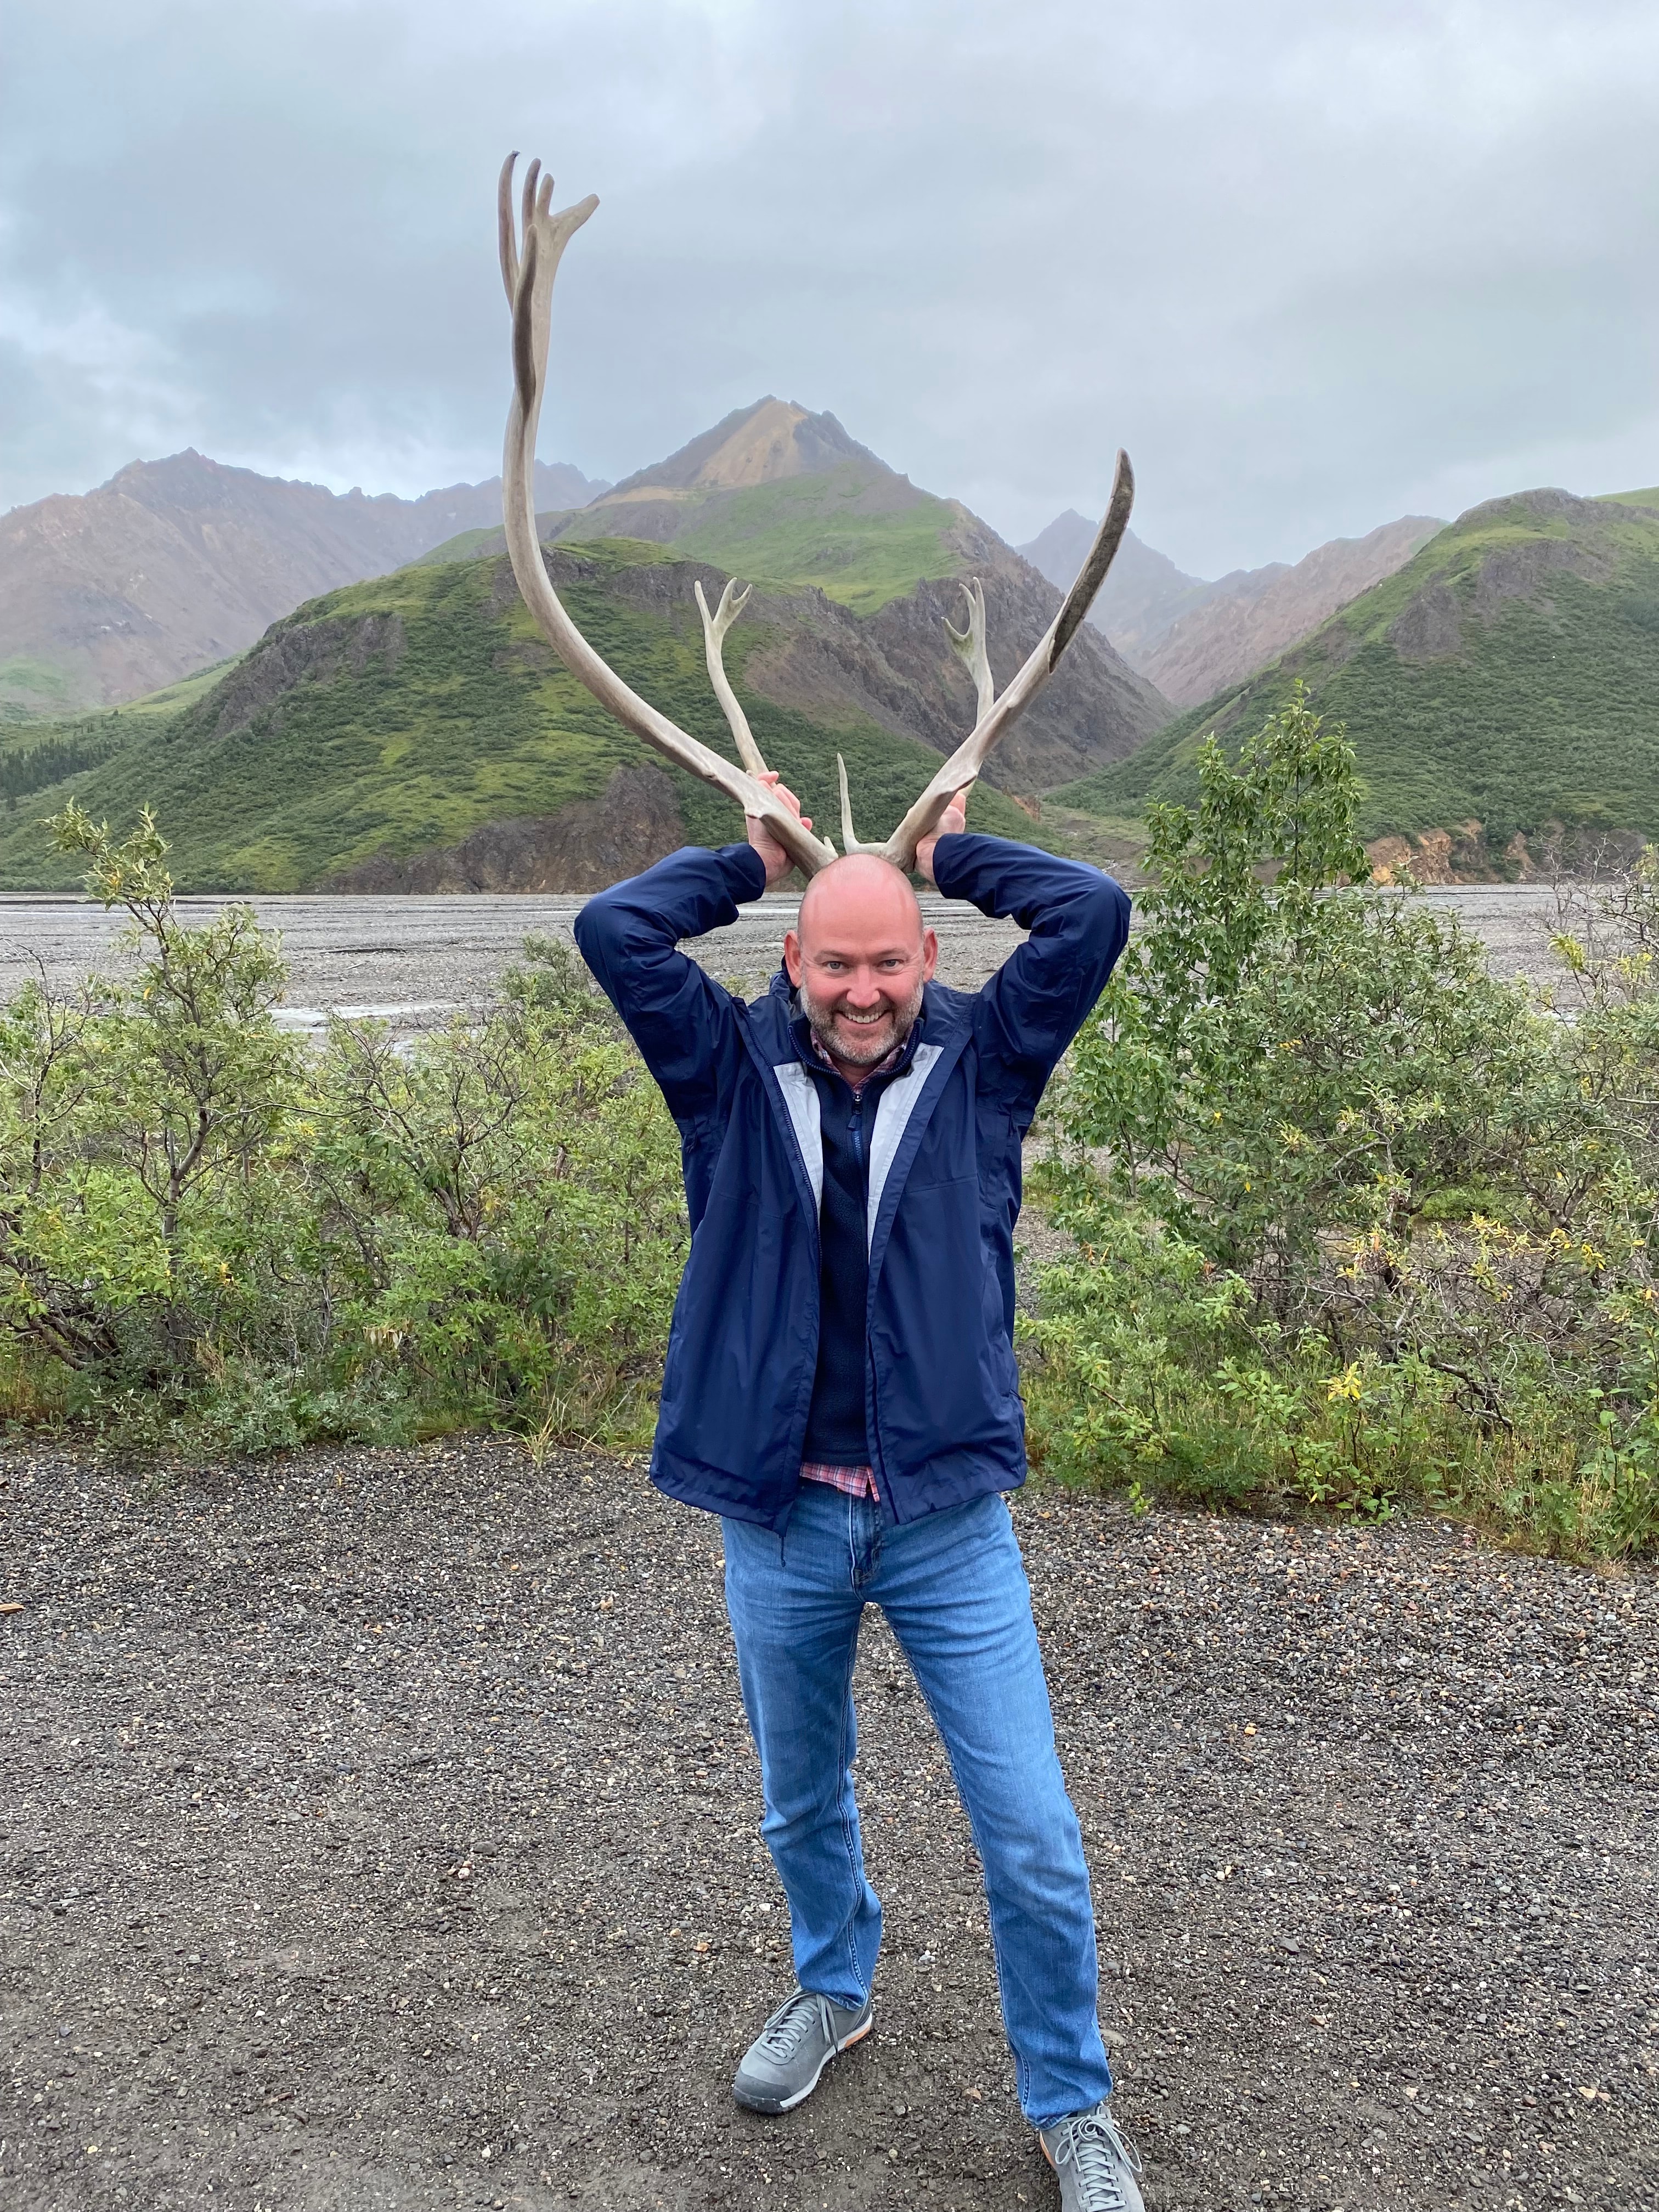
[573,842,768,1125]
[930,832,1131,1109]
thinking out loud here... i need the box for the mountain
[1056,485,1659,860]
[0,401,1178,892]
[454,397,1172,790]
[0,535,1120,894]
[550,398,944,608]
[0,450,608,720]
[1136,516,1447,705]
[1019,516,1213,662]
[1019,511,1444,705]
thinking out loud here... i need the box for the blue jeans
[721,1483,1112,2129]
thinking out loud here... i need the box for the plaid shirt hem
[799,1460,880,1500]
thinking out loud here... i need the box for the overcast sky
[3,0,1656,575]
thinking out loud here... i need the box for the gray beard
[803,976,925,1069]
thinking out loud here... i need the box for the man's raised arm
[573,842,766,1125]
[928,831,1131,1104]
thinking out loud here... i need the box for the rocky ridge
[1020,510,1444,707]
[0,451,607,718]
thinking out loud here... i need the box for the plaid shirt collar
[805,1026,906,1091]
[790,989,923,1094]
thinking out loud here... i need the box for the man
[574,776,1141,2212]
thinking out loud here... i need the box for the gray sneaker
[731,1985,873,2114]
[1040,2101,1146,2211]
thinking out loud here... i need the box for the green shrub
[1025,686,1659,1559]
[0,807,684,1458]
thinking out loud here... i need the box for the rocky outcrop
[1389,493,1627,664]
[323,764,684,894]
[193,611,408,742]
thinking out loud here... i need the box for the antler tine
[520,157,541,256]
[497,153,837,878]
[497,152,521,306]
[874,451,1136,873]
[836,753,883,854]
[943,578,995,726]
[693,578,771,778]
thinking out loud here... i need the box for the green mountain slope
[557,464,963,617]
[0,541,1058,893]
[421,471,962,618]
[2,656,244,811]
[1057,486,1659,847]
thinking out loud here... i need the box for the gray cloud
[2,0,1656,574]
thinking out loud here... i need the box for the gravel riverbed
[0,883,1575,1038]
[2,1440,1654,2212]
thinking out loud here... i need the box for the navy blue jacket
[574,833,1131,1530]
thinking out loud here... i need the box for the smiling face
[784,854,938,1078]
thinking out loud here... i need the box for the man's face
[784,857,938,1074]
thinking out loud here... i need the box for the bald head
[797,852,923,954]
[785,854,937,1079]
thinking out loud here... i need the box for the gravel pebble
[1,1439,1655,2210]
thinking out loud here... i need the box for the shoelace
[1051,2106,1143,2210]
[753,1990,833,2058]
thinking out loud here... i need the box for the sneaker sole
[732,2011,873,2116]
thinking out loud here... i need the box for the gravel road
[0,883,1573,1037]
[2,1440,1653,2212]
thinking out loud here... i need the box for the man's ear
[921,927,939,982]
[783,929,804,986]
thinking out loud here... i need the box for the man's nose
[844,968,884,1007]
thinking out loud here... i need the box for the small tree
[32,804,303,1375]
[1058,685,1544,1283]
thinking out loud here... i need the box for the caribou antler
[498,154,835,876]
[874,450,1136,871]
[837,575,998,855]
[835,753,883,855]
[498,151,1135,878]
[693,578,769,777]
[944,578,995,726]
